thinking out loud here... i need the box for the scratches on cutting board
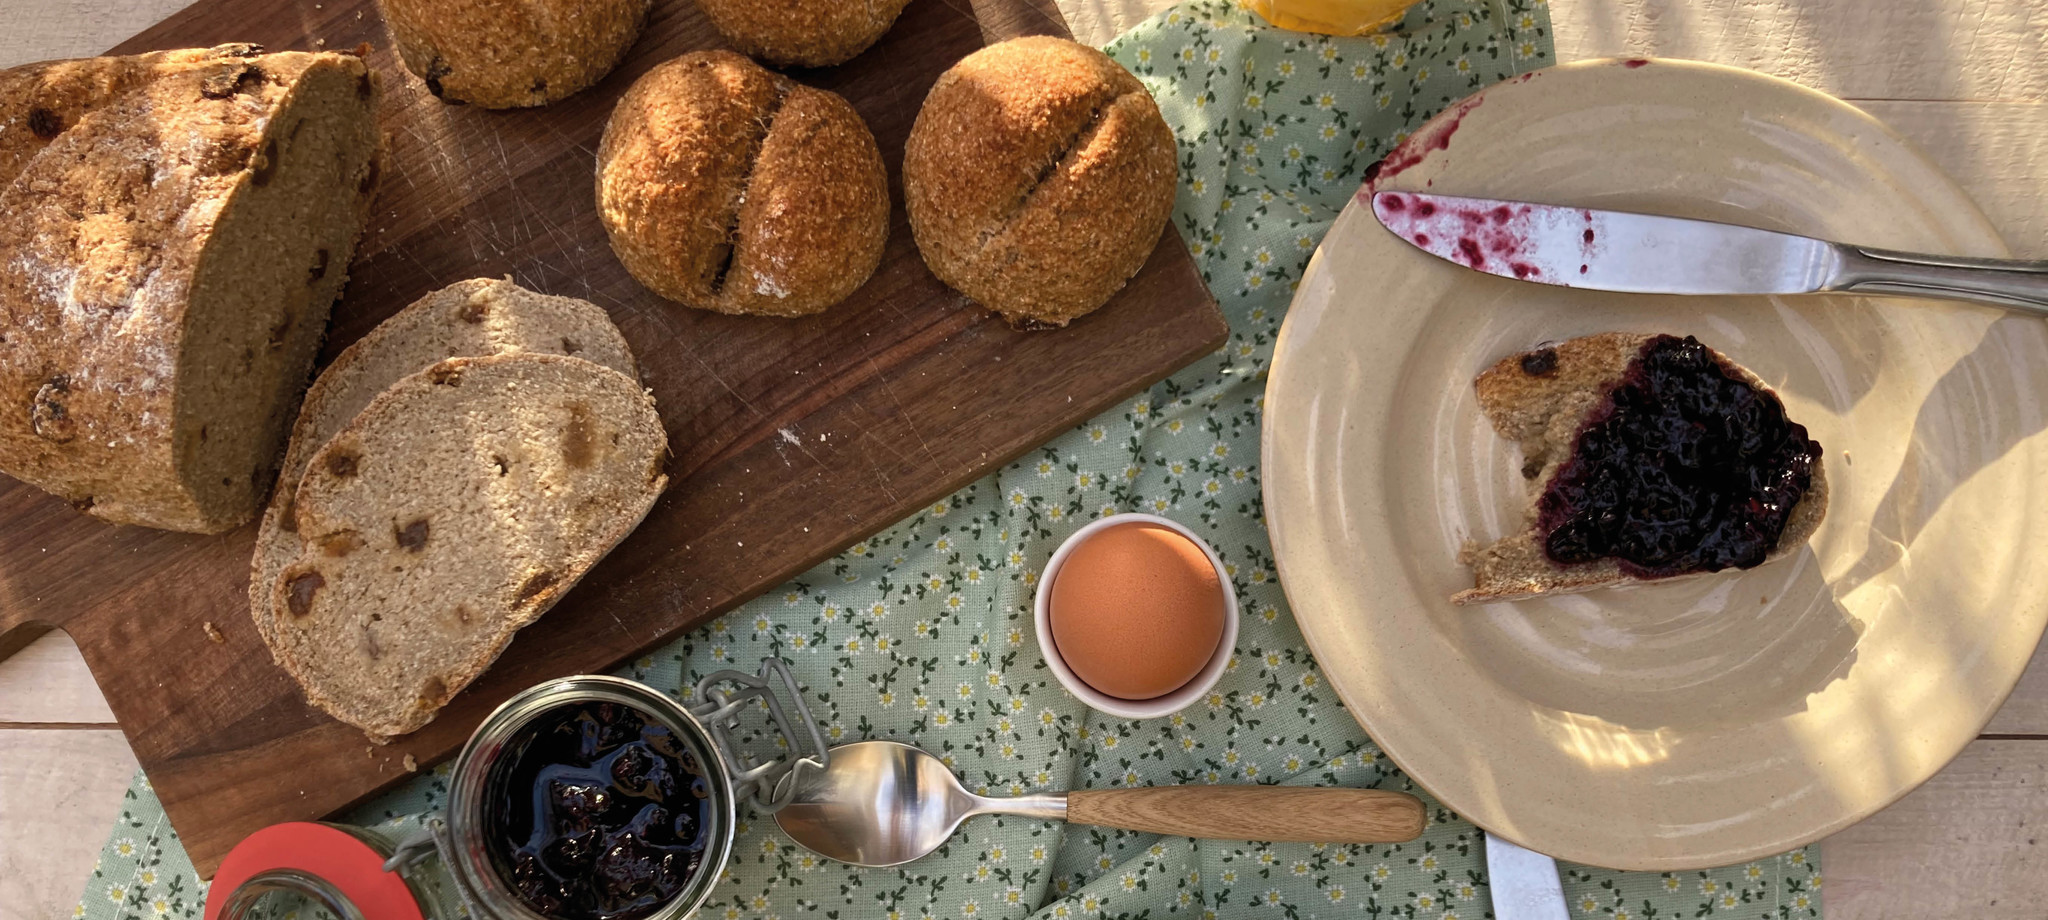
[865,355,942,467]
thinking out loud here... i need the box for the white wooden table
[1,0,2044,917]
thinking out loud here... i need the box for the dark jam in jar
[1537,335,1821,578]
[486,701,711,920]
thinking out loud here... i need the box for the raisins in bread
[250,278,637,656]
[267,353,666,740]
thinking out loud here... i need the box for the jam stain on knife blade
[1372,193,1546,279]
[1372,194,1607,283]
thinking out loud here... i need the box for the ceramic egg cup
[1034,513,1239,719]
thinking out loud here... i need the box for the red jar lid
[203,822,427,920]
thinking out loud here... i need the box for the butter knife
[1485,831,1569,920]
[1369,191,2048,315]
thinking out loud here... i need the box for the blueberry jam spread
[487,702,711,920]
[1537,335,1821,578]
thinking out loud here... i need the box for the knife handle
[1064,786,1426,843]
[1833,246,2048,315]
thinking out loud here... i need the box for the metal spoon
[774,740,1427,867]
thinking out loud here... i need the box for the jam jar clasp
[690,657,832,812]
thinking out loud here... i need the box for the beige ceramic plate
[1263,59,2048,870]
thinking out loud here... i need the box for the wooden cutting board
[0,0,1225,877]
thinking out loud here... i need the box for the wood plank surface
[5,0,2048,916]
[0,0,1225,879]
[0,731,139,920]
[1552,0,2045,102]
[1824,740,2048,919]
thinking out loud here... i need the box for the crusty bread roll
[597,50,889,317]
[378,0,650,108]
[0,48,381,533]
[903,36,1177,328]
[694,0,909,68]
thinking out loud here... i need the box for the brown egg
[1048,522,1227,700]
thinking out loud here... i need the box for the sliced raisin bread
[0,49,382,532]
[1455,333,1827,605]
[268,353,667,739]
[249,278,637,653]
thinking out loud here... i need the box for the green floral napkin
[76,3,1823,919]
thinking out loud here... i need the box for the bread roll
[0,49,382,533]
[378,0,650,108]
[903,36,1177,328]
[694,0,910,68]
[597,50,889,316]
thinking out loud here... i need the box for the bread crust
[0,44,264,193]
[378,0,650,108]
[249,278,637,655]
[0,50,380,533]
[694,0,910,68]
[1454,333,1828,604]
[267,353,667,739]
[903,36,1177,328]
[596,51,888,317]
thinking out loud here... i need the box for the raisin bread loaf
[0,44,266,190]
[250,278,637,653]
[0,49,382,532]
[268,353,667,739]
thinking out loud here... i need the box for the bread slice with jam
[1454,332,1827,605]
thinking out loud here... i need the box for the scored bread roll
[903,36,1178,328]
[378,0,651,108]
[693,0,911,68]
[597,50,889,316]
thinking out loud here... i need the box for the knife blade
[1367,191,2048,315]
[1484,831,1569,920]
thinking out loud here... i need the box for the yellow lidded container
[1246,0,1418,35]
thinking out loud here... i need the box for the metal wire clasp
[691,658,829,813]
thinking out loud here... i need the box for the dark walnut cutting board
[0,0,1225,876]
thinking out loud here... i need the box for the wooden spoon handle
[1065,786,1426,843]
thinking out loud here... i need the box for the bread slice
[0,49,381,532]
[267,353,667,739]
[1454,332,1828,605]
[249,278,637,654]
